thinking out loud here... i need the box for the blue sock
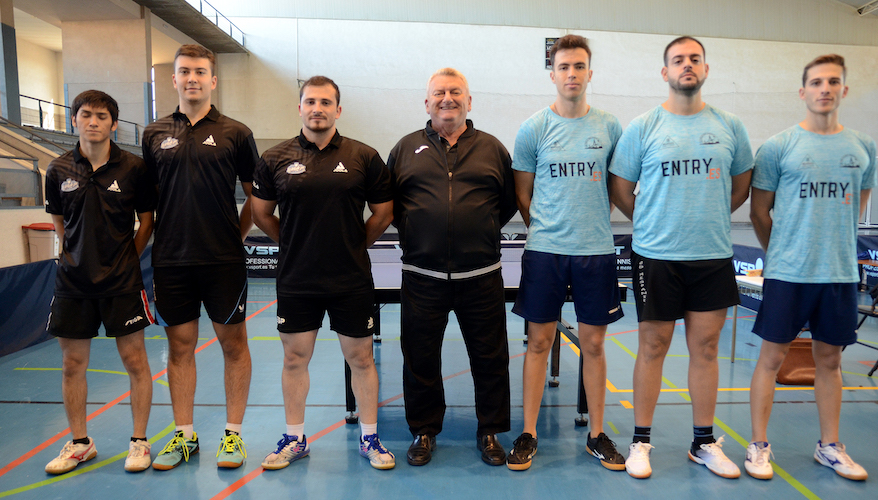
[633,426,651,444]
[693,426,714,449]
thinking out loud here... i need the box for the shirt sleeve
[365,151,393,204]
[608,120,643,182]
[134,160,158,214]
[236,132,259,183]
[605,115,623,164]
[251,157,277,201]
[861,135,878,190]
[729,117,755,176]
[512,118,538,173]
[44,164,62,215]
[751,137,782,192]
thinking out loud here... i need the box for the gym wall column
[0,0,21,125]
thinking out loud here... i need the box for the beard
[668,76,705,96]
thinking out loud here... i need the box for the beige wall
[0,207,54,268]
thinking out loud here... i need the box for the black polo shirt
[45,141,157,298]
[142,105,258,267]
[252,131,392,296]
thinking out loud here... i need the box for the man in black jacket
[388,67,517,467]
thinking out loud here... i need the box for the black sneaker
[506,433,538,471]
[586,432,626,470]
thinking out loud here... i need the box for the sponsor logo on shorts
[415,145,429,154]
[637,260,647,304]
[107,180,121,193]
[585,137,603,149]
[608,306,620,314]
[333,162,348,173]
[61,178,80,192]
[202,135,217,147]
[160,137,179,149]
[237,304,245,313]
[366,317,374,330]
[277,316,286,325]
[125,315,143,326]
[286,162,306,175]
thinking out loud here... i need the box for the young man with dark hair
[143,44,259,471]
[252,76,395,470]
[506,34,625,472]
[44,90,156,474]
[609,36,753,479]
[746,54,873,482]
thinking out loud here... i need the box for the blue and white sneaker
[814,441,867,481]
[262,434,309,470]
[744,441,773,479]
[359,433,395,470]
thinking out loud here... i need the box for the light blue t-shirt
[513,107,622,255]
[753,125,877,283]
[609,104,754,260]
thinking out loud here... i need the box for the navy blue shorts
[752,279,858,346]
[512,250,623,326]
[276,290,375,338]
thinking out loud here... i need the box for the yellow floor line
[607,421,620,435]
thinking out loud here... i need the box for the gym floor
[1,270,877,499]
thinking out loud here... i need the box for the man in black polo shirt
[44,90,156,474]
[143,44,259,471]
[252,76,395,470]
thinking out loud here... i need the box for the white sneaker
[124,440,152,472]
[626,441,654,479]
[688,436,740,478]
[814,441,868,481]
[45,438,97,475]
[744,441,773,479]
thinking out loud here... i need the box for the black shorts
[47,291,154,339]
[153,263,248,327]
[276,290,374,338]
[632,252,739,322]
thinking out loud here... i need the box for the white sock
[225,422,242,435]
[286,423,305,439]
[360,422,377,438]
[176,424,194,440]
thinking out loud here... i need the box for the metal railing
[0,156,42,207]
[185,0,245,46]
[19,95,145,146]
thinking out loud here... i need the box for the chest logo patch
[585,137,603,149]
[840,154,860,168]
[61,178,80,192]
[333,162,348,173]
[203,135,217,147]
[660,136,679,149]
[160,137,179,150]
[107,180,122,193]
[700,133,719,145]
[286,162,306,175]
[800,155,816,170]
[549,141,564,151]
[415,145,429,154]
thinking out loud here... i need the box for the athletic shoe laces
[218,434,247,457]
[159,435,191,461]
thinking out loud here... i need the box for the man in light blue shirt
[506,35,625,472]
[609,36,753,480]
[746,54,874,482]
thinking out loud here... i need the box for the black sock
[131,437,148,443]
[693,426,714,449]
[72,437,90,445]
[633,426,651,444]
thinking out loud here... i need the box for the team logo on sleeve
[585,137,603,149]
[660,136,679,149]
[840,154,860,168]
[415,145,429,154]
[799,155,816,170]
[286,162,306,175]
[160,137,179,149]
[61,178,80,192]
[700,133,719,145]
[252,180,260,190]
[202,135,217,147]
[333,162,348,173]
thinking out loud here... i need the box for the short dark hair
[71,90,119,124]
[549,35,592,68]
[802,54,846,87]
[175,44,216,75]
[299,76,341,105]
[663,36,705,66]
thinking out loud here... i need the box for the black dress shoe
[477,434,506,466]
[407,434,436,466]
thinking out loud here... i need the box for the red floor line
[0,299,277,479]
